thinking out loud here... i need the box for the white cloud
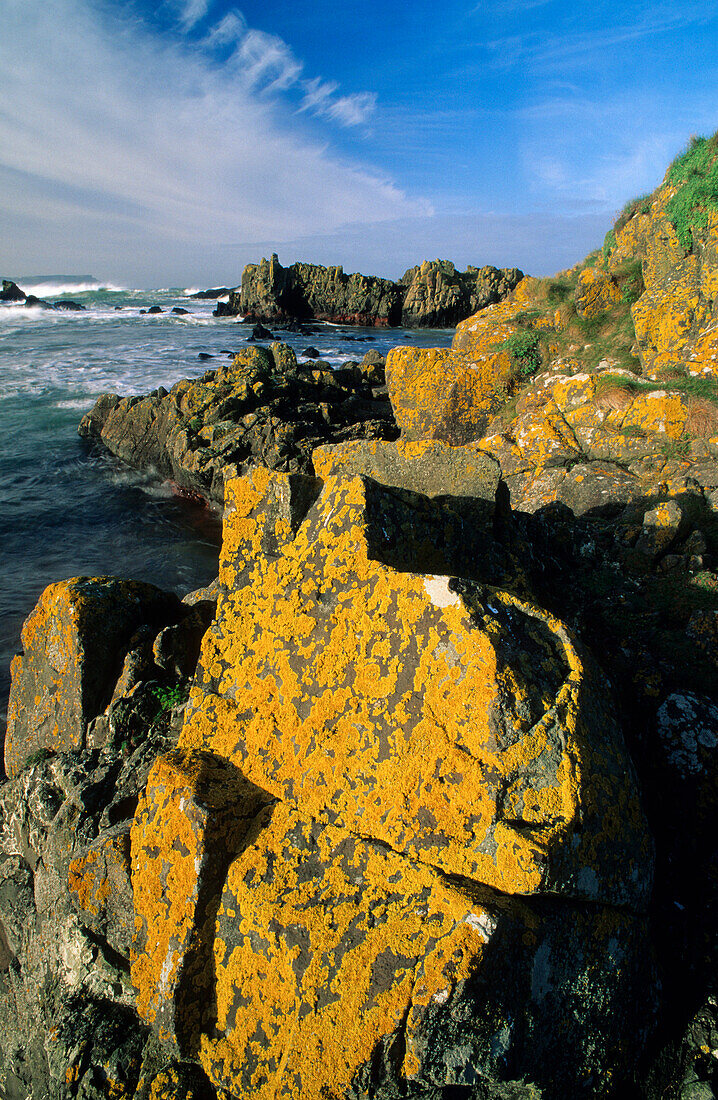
[203,12,247,47]
[177,0,210,30]
[299,80,376,127]
[0,0,425,284]
[232,28,303,91]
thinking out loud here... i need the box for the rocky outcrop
[78,344,395,505]
[0,280,25,303]
[400,259,523,327]
[222,254,522,327]
[235,254,403,326]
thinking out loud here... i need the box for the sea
[0,275,454,730]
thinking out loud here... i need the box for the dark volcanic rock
[146,306,163,315]
[78,342,399,505]
[171,306,190,315]
[24,294,54,309]
[400,259,524,327]
[236,253,402,326]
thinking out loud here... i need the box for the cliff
[220,254,523,327]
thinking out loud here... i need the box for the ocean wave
[16,279,129,297]
[54,398,96,410]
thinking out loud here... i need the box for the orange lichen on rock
[199,802,496,1099]
[180,470,650,908]
[384,345,515,444]
[130,748,272,1050]
[69,829,131,930]
[574,268,622,319]
[5,577,178,779]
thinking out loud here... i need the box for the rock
[171,306,190,315]
[5,577,181,778]
[78,343,399,504]
[197,352,214,360]
[190,287,233,299]
[249,322,274,340]
[211,300,236,318]
[231,255,522,328]
[574,267,621,319]
[0,279,26,302]
[53,299,86,311]
[656,692,718,780]
[147,306,163,315]
[312,437,502,503]
[386,345,514,444]
[23,294,54,309]
[129,462,654,1098]
[400,259,523,327]
[301,346,320,358]
[237,253,403,326]
[634,498,686,560]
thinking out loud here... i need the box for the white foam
[15,279,129,297]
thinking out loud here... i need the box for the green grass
[595,372,718,404]
[24,747,52,770]
[665,134,718,250]
[545,280,572,304]
[500,330,542,378]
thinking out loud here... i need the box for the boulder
[53,300,86,311]
[5,577,181,778]
[130,462,654,1097]
[385,345,515,444]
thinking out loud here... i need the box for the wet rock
[78,343,399,504]
[53,299,86,311]
[171,307,190,315]
[0,279,26,302]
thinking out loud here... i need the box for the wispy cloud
[487,2,717,69]
[0,0,426,284]
[176,0,210,30]
[299,79,376,127]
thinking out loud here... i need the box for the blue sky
[1,0,717,285]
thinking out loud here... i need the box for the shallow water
[0,276,454,727]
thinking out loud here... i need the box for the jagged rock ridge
[219,253,523,327]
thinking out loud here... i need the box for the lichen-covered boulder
[574,267,621,319]
[131,460,655,1097]
[385,345,514,444]
[180,472,650,906]
[5,577,180,778]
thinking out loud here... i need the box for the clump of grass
[500,331,542,379]
[546,280,572,304]
[665,134,718,250]
[24,747,52,770]
[661,436,692,459]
